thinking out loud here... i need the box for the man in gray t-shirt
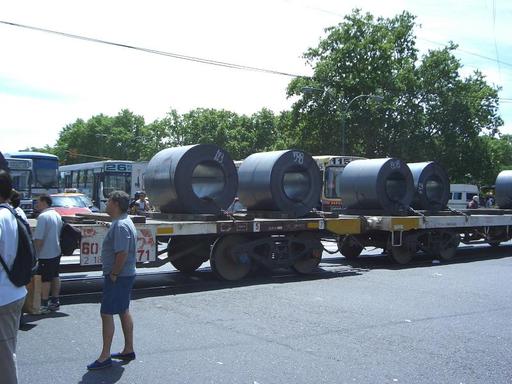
[88,190,138,371]
[101,213,137,277]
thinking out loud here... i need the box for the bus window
[79,170,87,189]
[72,171,78,186]
[103,173,132,198]
[84,170,93,190]
[33,158,59,189]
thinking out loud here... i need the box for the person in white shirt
[34,195,63,314]
[0,170,26,384]
[135,192,150,215]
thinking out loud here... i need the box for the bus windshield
[324,166,345,199]
[10,170,31,193]
[103,173,132,198]
[33,158,59,189]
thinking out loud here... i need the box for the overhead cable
[0,20,304,78]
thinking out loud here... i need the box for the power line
[0,20,304,78]
[65,150,111,160]
[1,19,510,105]
[409,38,512,69]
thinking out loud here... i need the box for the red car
[49,193,93,216]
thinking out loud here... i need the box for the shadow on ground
[50,245,512,309]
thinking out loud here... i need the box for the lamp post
[302,87,383,155]
[340,94,383,155]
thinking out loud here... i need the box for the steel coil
[408,161,450,211]
[495,170,512,209]
[339,158,414,215]
[145,144,238,214]
[238,150,321,217]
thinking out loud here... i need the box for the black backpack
[0,205,38,287]
[60,220,81,256]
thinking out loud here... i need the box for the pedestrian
[467,195,479,209]
[0,170,26,384]
[128,191,140,215]
[34,194,63,314]
[87,190,137,370]
[9,190,28,223]
[135,191,150,215]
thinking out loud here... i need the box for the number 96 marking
[293,151,304,165]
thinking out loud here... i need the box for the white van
[448,184,479,209]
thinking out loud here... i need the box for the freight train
[56,144,512,282]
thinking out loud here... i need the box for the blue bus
[5,151,60,197]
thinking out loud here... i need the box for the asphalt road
[16,244,512,384]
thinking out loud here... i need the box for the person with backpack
[34,194,63,314]
[0,170,26,384]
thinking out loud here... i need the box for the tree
[287,9,502,184]
[480,134,512,185]
[140,109,181,160]
[153,107,279,160]
[54,109,147,164]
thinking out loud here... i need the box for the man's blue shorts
[101,275,136,315]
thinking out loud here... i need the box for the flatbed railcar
[55,213,361,281]
[46,207,512,281]
[337,209,512,265]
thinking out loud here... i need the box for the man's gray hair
[109,190,130,212]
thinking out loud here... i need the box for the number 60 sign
[80,226,156,266]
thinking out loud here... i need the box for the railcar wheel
[438,233,460,261]
[167,236,210,273]
[210,235,251,281]
[291,232,322,274]
[339,235,364,260]
[388,243,415,265]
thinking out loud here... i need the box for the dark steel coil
[238,150,321,217]
[145,144,238,214]
[339,158,414,215]
[408,161,450,211]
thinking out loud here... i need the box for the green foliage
[53,110,147,164]
[53,107,285,164]
[288,9,503,184]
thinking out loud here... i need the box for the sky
[1,0,511,153]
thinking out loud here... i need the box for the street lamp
[341,94,383,155]
[302,87,383,155]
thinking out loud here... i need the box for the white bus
[59,160,147,211]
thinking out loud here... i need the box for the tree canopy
[287,9,503,183]
[51,108,285,164]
